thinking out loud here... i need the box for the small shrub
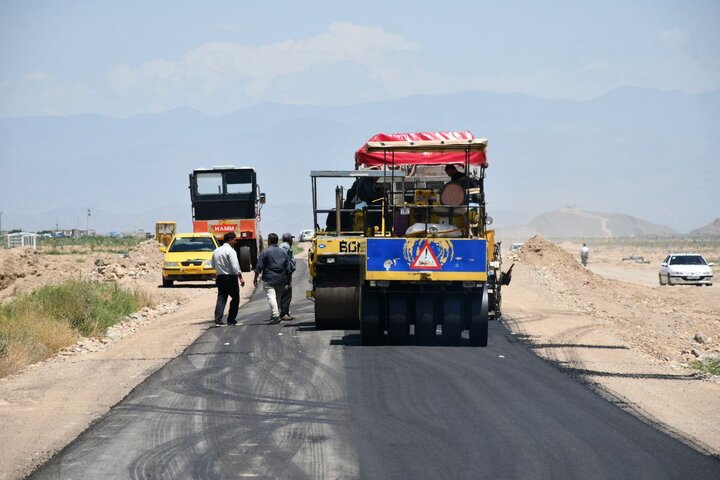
[690,358,720,376]
[28,280,141,336]
[0,280,154,378]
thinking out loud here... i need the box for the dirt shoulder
[502,236,720,455]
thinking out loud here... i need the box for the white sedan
[659,254,713,286]
[299,229,314,242]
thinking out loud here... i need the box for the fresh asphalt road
[31,263,720,479]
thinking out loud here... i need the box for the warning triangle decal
[410,241,442,270]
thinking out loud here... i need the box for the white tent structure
[6,232,37,249]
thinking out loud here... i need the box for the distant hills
[496,207,681,240]
[1,86,718,235]
[689,218,720,237]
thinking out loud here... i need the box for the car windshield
[669,255,707,266]
[169,237,216,253]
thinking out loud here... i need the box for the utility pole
[86,209,91,236]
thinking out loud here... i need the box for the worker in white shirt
[580,243,589,267]
[211,232,245,326]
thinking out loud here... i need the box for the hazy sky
[2,0,719,118]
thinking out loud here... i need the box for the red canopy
[355,131,488,168]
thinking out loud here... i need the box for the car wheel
[658,274,665,286]
[162,278,174,288]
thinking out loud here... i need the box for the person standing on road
[253,233,290,324]
[211,232,245,326]
[279,233,297,321]
[580,243,590,267]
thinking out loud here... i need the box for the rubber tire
[469,285,489,347]
[239,246,252,272]
[658,274,665,286]
[162,278,174,288]
[360,289,382,346]
[249,241,258,270]
[667,275,673,286]
[442,295,463,346]
[387,294,409,344]
[315,279,360,330]
[415,296,435,345]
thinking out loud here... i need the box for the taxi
[161,232,219,287]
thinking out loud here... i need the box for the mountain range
[495,207,682,240]
[1,86,718,236]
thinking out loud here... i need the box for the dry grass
[0,280,153,378]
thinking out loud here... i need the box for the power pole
[86,209,91,236]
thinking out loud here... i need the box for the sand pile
[510,235,720,364]
[0,240,166,302]
[0,247,43,290]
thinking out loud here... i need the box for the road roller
[308,132,510,343]
[306,170,385,329]
[353,131,509,346]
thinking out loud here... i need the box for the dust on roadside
[511,235,720,367]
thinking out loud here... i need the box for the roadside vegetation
[35,236,147,255]
[690,358,720,376]
[0,280,153,378]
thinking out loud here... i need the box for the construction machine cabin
[308,131,508,346]
[189,166,266,272]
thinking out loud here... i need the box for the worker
[444,164,479,188]
[279,233,297,320]
[344,176,384,209]
[580,243,589,266]
[253,233,291,324]
[210,232,245,326]
[443,164,479,204]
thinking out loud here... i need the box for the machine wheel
[415,296,435,345]
[387,295,409,344]
[315,278,360,330]
[494,287,502,319]
[360,289,382,345]
[162,278,174,288]
[469,285,489,347]
[442,294,463,345]
[249,241,258,270]
[239,246,252,272]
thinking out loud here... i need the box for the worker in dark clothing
[279,233,297,320]
[443,164,479,203]
[343,176,386,230]
[344,176,384,208]
[444,164,478,185]
[253,233,291,324]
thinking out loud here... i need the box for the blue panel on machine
[366,238,487,273]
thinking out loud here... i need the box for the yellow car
[161,232,219,287]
